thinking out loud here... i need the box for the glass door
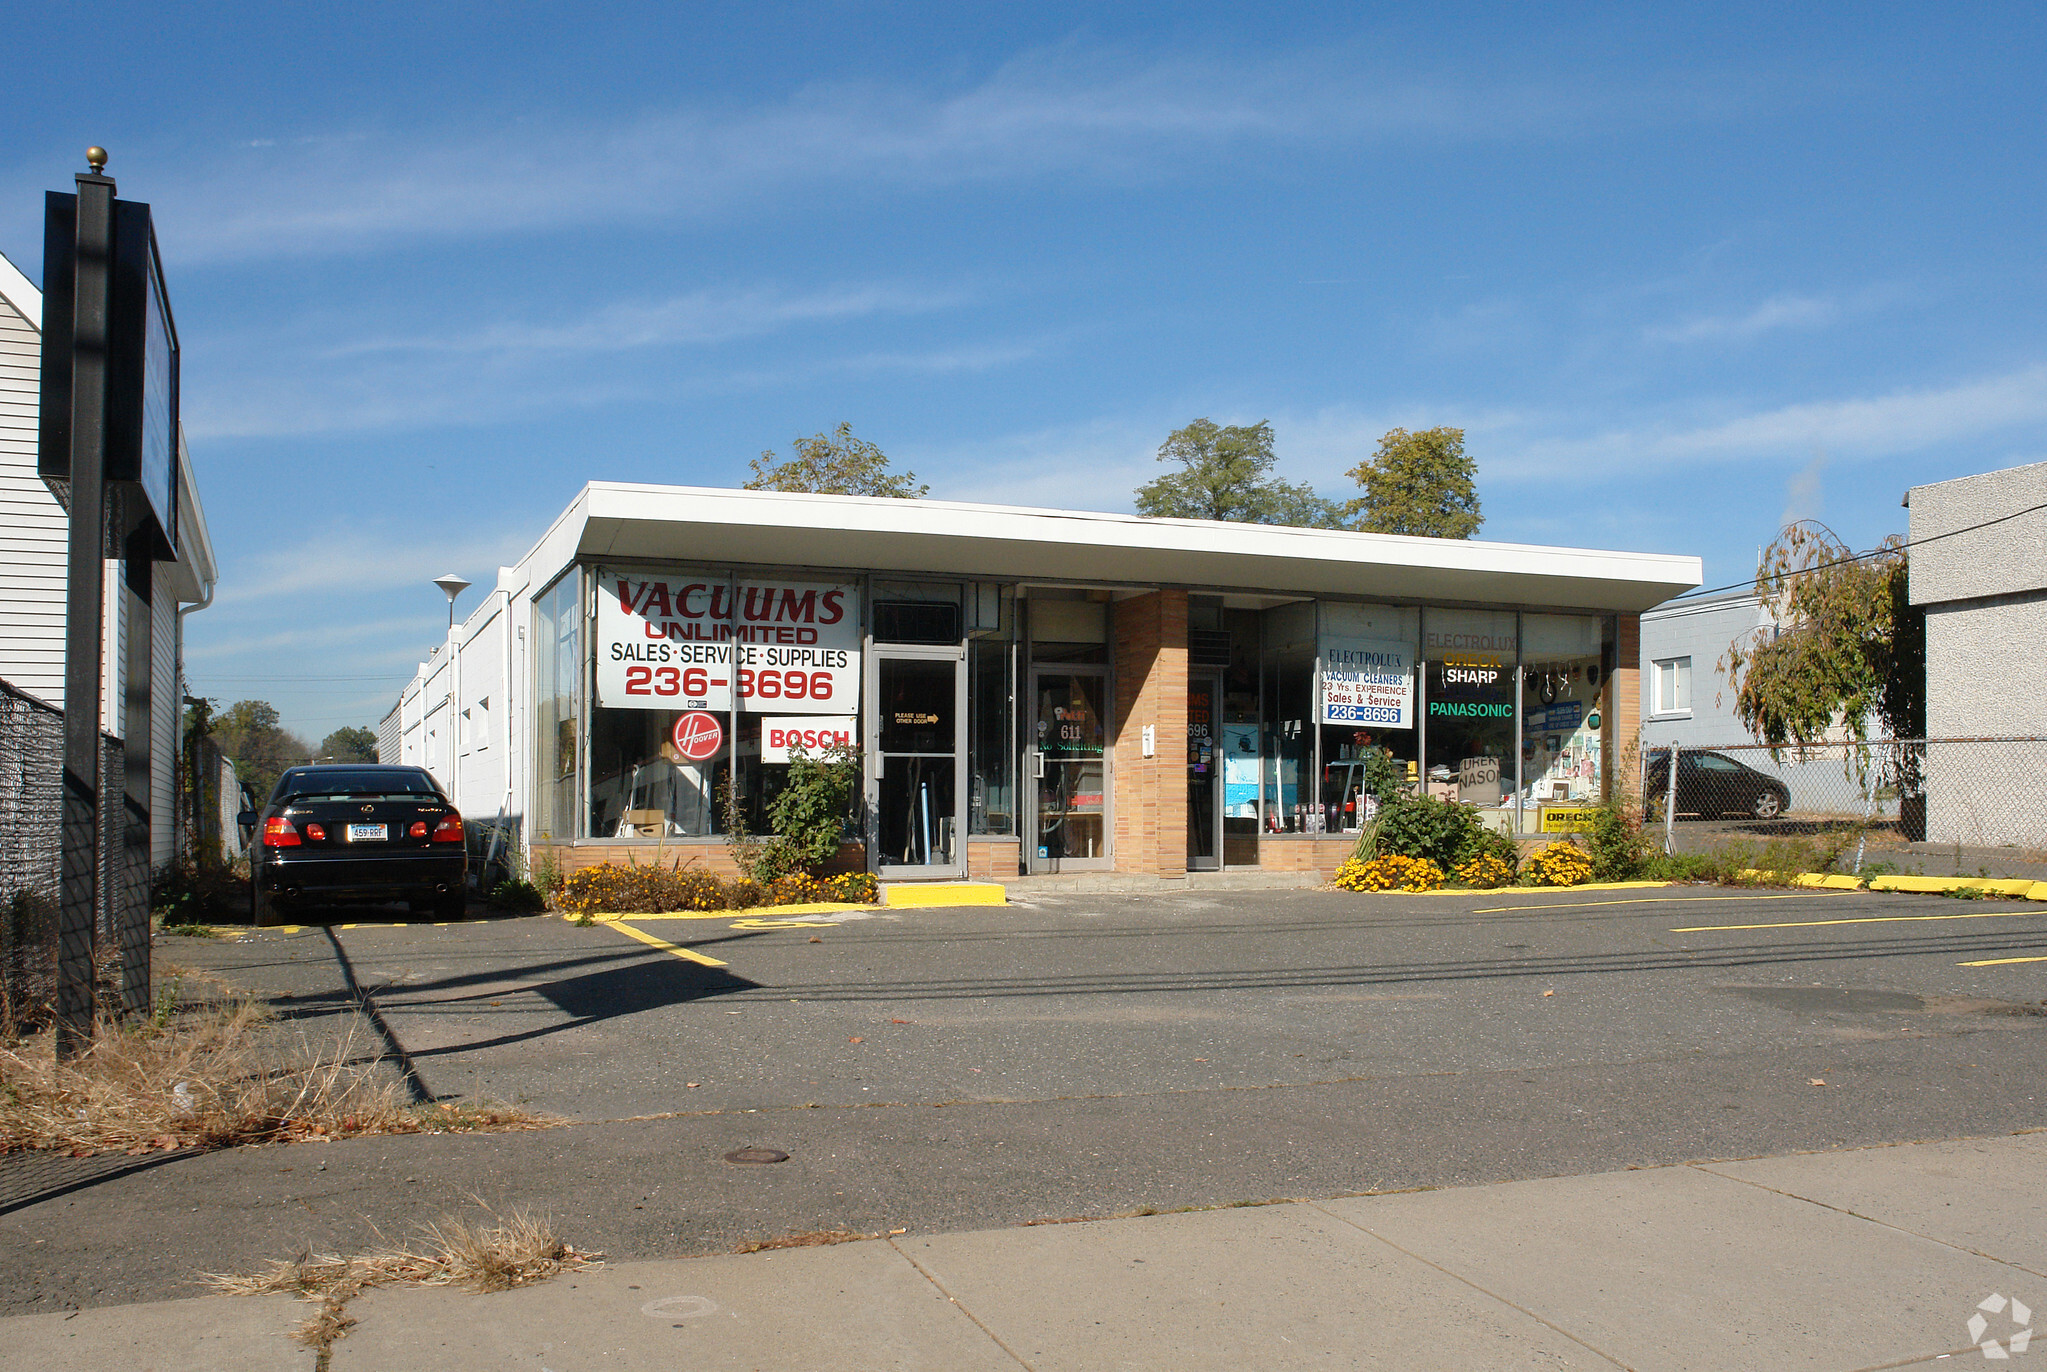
[1188,675,1220,870]
[1027,668,1111,872]
[869,648,967,879]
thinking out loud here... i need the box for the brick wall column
[1111,591,1188,877]
[1606,613,1642,808]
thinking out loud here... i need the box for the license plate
[347,823,388,842]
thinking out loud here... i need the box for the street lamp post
[432,575,469,795]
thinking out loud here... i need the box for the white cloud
[1647,294,1837,343]
[329,283,970,358]
[179,279,1008,439]
[116,46,1736,264]
[1781,451,1826,525]
[211,527,541,608]
[1497,363,2047,479]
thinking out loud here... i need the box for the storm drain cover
[723,1147,789,1165]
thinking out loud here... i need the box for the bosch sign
[760,716,857,764]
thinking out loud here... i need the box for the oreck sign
[595,571,861,713]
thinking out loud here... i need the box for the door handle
[1029,750,1045,779]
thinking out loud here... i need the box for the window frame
[1652,656,1693,717]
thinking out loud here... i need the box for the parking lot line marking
[1673,909,2045,932]
[1957,954,2047,967]
[1473,892,1849,914]
[607,919,728,967]
[729,917,837,929]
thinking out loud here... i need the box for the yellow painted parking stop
[1672,908,2047,933]
[606,919,727,967]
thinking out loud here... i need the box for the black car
[239,765,467,925]
[1642,749,1792,820]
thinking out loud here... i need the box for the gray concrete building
[1908,460,2047,846]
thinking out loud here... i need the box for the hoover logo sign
[596,571,860,713]
[761,716,858,764]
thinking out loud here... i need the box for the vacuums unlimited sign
[596,571,860,714]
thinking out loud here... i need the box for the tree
[1720,521,1923,749]
[1133,418,1343,527]
[1344,427,1483,538]
[745,422,927,498]
[319,726,379,763]
[209,699,312,803]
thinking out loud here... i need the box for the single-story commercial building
[1908,459,2047,846]
[387,484,1699,883]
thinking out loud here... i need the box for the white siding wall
[151,562,178,869]
[455,595,508,819]
[0,298,67,704]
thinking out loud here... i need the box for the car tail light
[262,817,300,847]
[432,813,464,843]
[409,820,429,839]
[304,822,327,842]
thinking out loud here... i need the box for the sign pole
[56,152,116,1058]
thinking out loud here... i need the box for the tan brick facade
[1606,612,1642,807]
[1256,836,1352,876]
[967,836,1022,880]
[1111,591,1189,877]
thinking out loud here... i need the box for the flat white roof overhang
[554,483,1700,615]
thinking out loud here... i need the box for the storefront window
[968,585,1016,835]
[1422,608,1518,814]
[1519,613,1605,808]
[583,567,863,840]
[1221,609,1261,863]
[1262,602,1317,834]
[532,571,580,842]
[1316,602,1419,832]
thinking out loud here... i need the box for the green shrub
[488,879,547,913]
[1585,803,1655,882]
[1373,794,1515,873]
[553,860,878,920]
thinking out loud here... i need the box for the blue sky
[5,3,2044,742]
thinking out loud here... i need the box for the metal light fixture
[433,573,471,633]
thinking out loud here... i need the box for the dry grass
[207,1207,600,1351]
[0,982,559,1155]
[734,1228,871,1253]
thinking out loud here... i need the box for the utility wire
[1673,498,2047,602]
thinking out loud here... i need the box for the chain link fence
[0,677,140,1029]
[1638,737,2047,881]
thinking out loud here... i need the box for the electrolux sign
[1319,636,1412,728]
[596,571,860,713]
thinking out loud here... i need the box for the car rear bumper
[259,850,466,901]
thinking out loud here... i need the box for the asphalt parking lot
[8,882,2047,1313]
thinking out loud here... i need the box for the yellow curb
[2029,882,2047,902]
[1867,874,2035,896]
[1792,873,1868,890]
[881,882,1007,908]
[570,901,878,922]
[1361,880,1678,896]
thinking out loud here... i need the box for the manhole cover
[723,1147,789,1165]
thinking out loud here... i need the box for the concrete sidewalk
[10,1131,2045,1371]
